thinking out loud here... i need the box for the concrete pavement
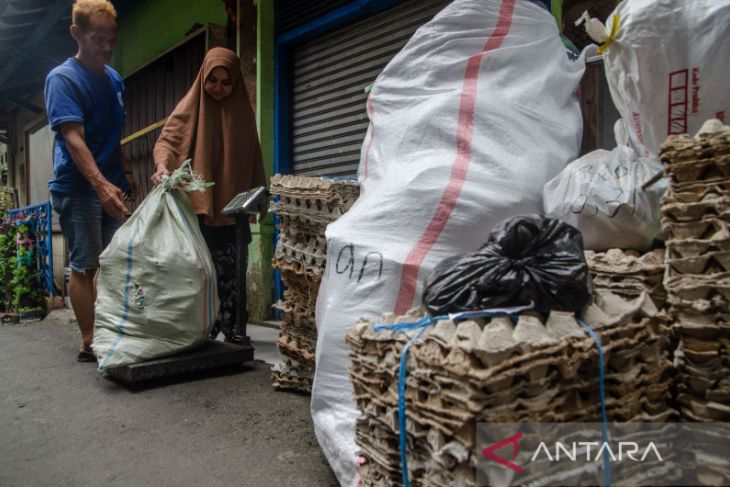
[0,310,336,487]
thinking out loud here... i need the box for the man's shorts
[51,191,125,273]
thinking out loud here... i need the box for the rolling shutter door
[291,0,450,176]
[278,0,353,32]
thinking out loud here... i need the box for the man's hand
[151,163,170,186]
[96,179,130,219]
[125,172,138,201]
[120,150,138,202]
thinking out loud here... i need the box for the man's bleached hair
[72,0,117,30]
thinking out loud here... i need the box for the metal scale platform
[106,187,270,385]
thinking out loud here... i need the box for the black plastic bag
[423,214,591,315]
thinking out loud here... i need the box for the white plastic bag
[94,162,219,371]
[543,120,666,251]
[591,0,730,156]
[312,1,585,484]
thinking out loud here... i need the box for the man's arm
[59,122,129,219]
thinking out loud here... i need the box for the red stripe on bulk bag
[394,0,516,315]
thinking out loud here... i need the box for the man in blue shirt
[45,0,136,362]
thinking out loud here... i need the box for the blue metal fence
[7,200,54,296]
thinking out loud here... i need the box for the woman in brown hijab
[152,47,265,342]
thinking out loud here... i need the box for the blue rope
[396,325,428,486]
[373,315,439,333]
[577,319,612,487]
[374,311,513,487]
[374,314,444,487]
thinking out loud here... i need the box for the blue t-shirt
[45,58,130,194]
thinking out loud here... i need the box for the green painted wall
[247,0,276,323]
[112,0,228,76]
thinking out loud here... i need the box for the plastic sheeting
[422,215,592,315]
[599,0,730,157]
[311,0,585,484]
[544,120,667,251]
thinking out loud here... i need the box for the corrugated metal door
[290,0,449,176]
[278,0,353,32]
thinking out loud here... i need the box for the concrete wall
[8,94,48,207]
[2,99,65,298]
[27,123,54,206]
[0,142,7,182]
[247,0,275,322]
[52,232,66,295]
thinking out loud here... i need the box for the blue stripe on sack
[97,216,142,372]
[171,194,216,335]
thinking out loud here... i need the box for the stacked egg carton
[659,120,730,423]
[271,271,319,393]
[585,248,666,308]
[348,293,674,486]
[270,174,359,392]
[269,173,360,225]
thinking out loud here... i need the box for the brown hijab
[153,47,265,226]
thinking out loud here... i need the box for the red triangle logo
[481,432,525,473]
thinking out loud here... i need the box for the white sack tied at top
[544,119,667,251]
[577,0,730,157]
[94,161,219,371]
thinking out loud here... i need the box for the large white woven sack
[600,0,730,156]
[94,163,219,371]
[544,120,667,251]
[312,0,585,484]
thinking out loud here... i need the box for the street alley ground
[0,310,337,487]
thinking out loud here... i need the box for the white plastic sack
[312,1,585,485]
[543,120,666,251]
[94,163,219,371]
[597,0,730,156]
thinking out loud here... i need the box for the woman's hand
[151,163,170,186]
